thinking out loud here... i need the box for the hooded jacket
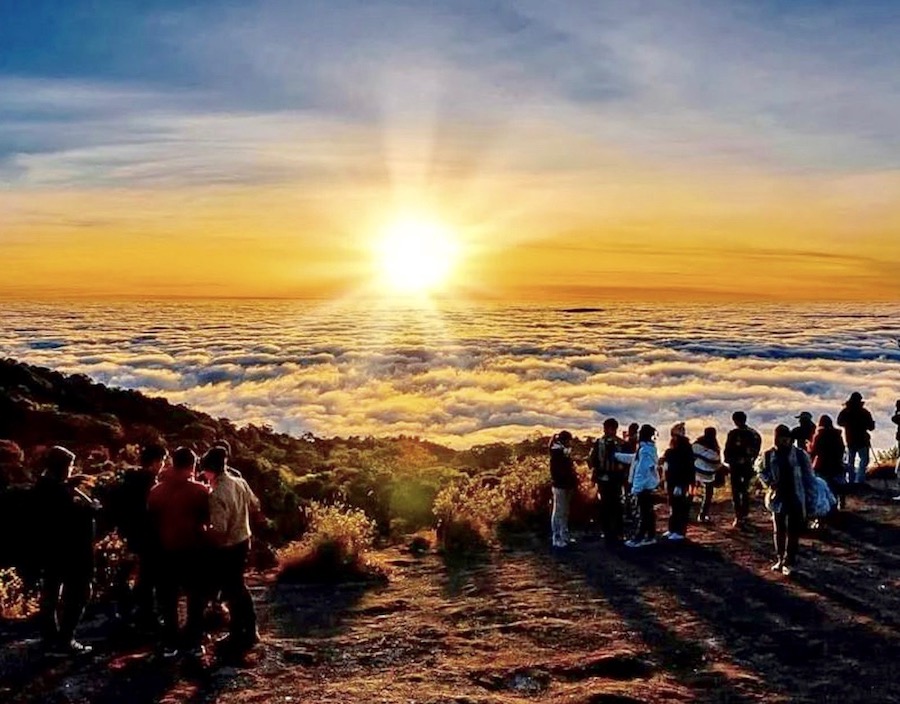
[616,442,659,495]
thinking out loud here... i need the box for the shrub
[277,502,384,584]
[0,568,37,619]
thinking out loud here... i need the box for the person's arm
[207,490,229,546]
[892,412,900,426]
[757,451,774,487]
[866,410,876,431]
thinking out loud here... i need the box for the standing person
[892,401,900,502]
[809,415,847,510]
[111,443,168,628]
[724,412,762,530]
[548,431,577,549]
[662,423,695,541]
[588,418,628,546]
[618,425,660,548]
[693,427,722,524]
[759,425,816,576]
[791,412,817,451]
[837,391,875,485]
[33,446,100,656]
[148,447,211,659]
[201,447,262,655]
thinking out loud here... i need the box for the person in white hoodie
[616,424,660,548]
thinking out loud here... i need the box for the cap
[795,411,813,421]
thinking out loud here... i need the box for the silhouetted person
[837,391,875,485]
[724,412,762,530]
[617,424,659,548]
[791,412,816,451]
[662,423,695,540]
[549,431,577,548]
[693,427,722,524]
[760,425,816,576]
[892,401,900,502]
[809,415,846,510]
[588,418,627,546]
[148,447,210,658]
[112,443,168,627]
[623,423,640,453]
[33,446,100,656]
[201,446,261,655]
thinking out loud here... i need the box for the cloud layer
[3,301,899,451]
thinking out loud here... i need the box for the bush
[0,568,37,619]
[277,502,385,584]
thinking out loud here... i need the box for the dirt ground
[2,488,899,704]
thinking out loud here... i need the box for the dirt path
[2,490,899,703]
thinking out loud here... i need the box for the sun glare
[375,217,460,295]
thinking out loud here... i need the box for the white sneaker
[781,564,793,577]
[624,539,640,548]
[771,560,784,572]
[892,495,900,502]
[667,533,685,541]
[639,538,657,547]
[661,531,672,539]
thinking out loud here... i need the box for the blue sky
[1,1,899,300]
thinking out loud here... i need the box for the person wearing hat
[32,446,101,656]
[837,392,875,485]
[549,430,577,548]
[791,412,817,452]
[759,425,816,576]
[662,422,695,541]
[724,412,762,530]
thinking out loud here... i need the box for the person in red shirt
[147,447,210,658]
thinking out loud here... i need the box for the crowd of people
[31,441,261,660]
[549,392,900,577]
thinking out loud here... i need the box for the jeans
[215,540,257,644]
[730,463,754,520]
[698,483,714,518]
[40,562,93,646]
[597,480,624,544]
[668,490,692,536]
[157,549,208,649]
[634,491,656,541]
[846,446,870,484]
[551,488,572,546]
[773,503,805,566]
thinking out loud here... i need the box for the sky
[2,0,899,301]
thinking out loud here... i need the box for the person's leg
[58,567,93,645]
[856,446,870,484]
[731,465,749,521]
[597,483,610,538]
[609,485,623,543]
[39,568,63,646]
[559,489,571,543]
[699,483,713,519]
[784,505,804,567]
[551,488,563,546]
[773,511,787,564]
[156,551,180,650]
[678,495,693,536]
[183,550,209,650]
[638,491,655,541]
[219,542,256,646]
[846,447,859,485]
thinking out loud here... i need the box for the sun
[375,217,460,295]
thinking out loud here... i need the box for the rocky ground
[2,488,899,704]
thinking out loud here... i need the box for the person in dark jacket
[662,423,695,540]
[809,415,847,510]
[892,401,900,502]
[588,418,628,546]
[111,443,168,627]
[724,411,762,530]
[837,391,875,485]
[759,425,816,576]
[791,412,817,451]
[549,431,577,548]
[33,446,100,656]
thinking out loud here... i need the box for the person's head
[670,422,686,438]
[846,391,864,407]
[774,424,793,450]
[732,411,747,428]
[894,399,900,412]
[555,430,573,447]
[44,446,76,482]
[701,426,718,446]
[796,411,813,425]
[602,418,619,437]
[212,440,232,458]
[638,424,656,443]
[200,446,228,480]
[139,443,168,473]
[627,422,639,438]
[171,447,198,476]
[817,414,834,429]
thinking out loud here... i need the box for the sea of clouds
[2,301,899,451]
